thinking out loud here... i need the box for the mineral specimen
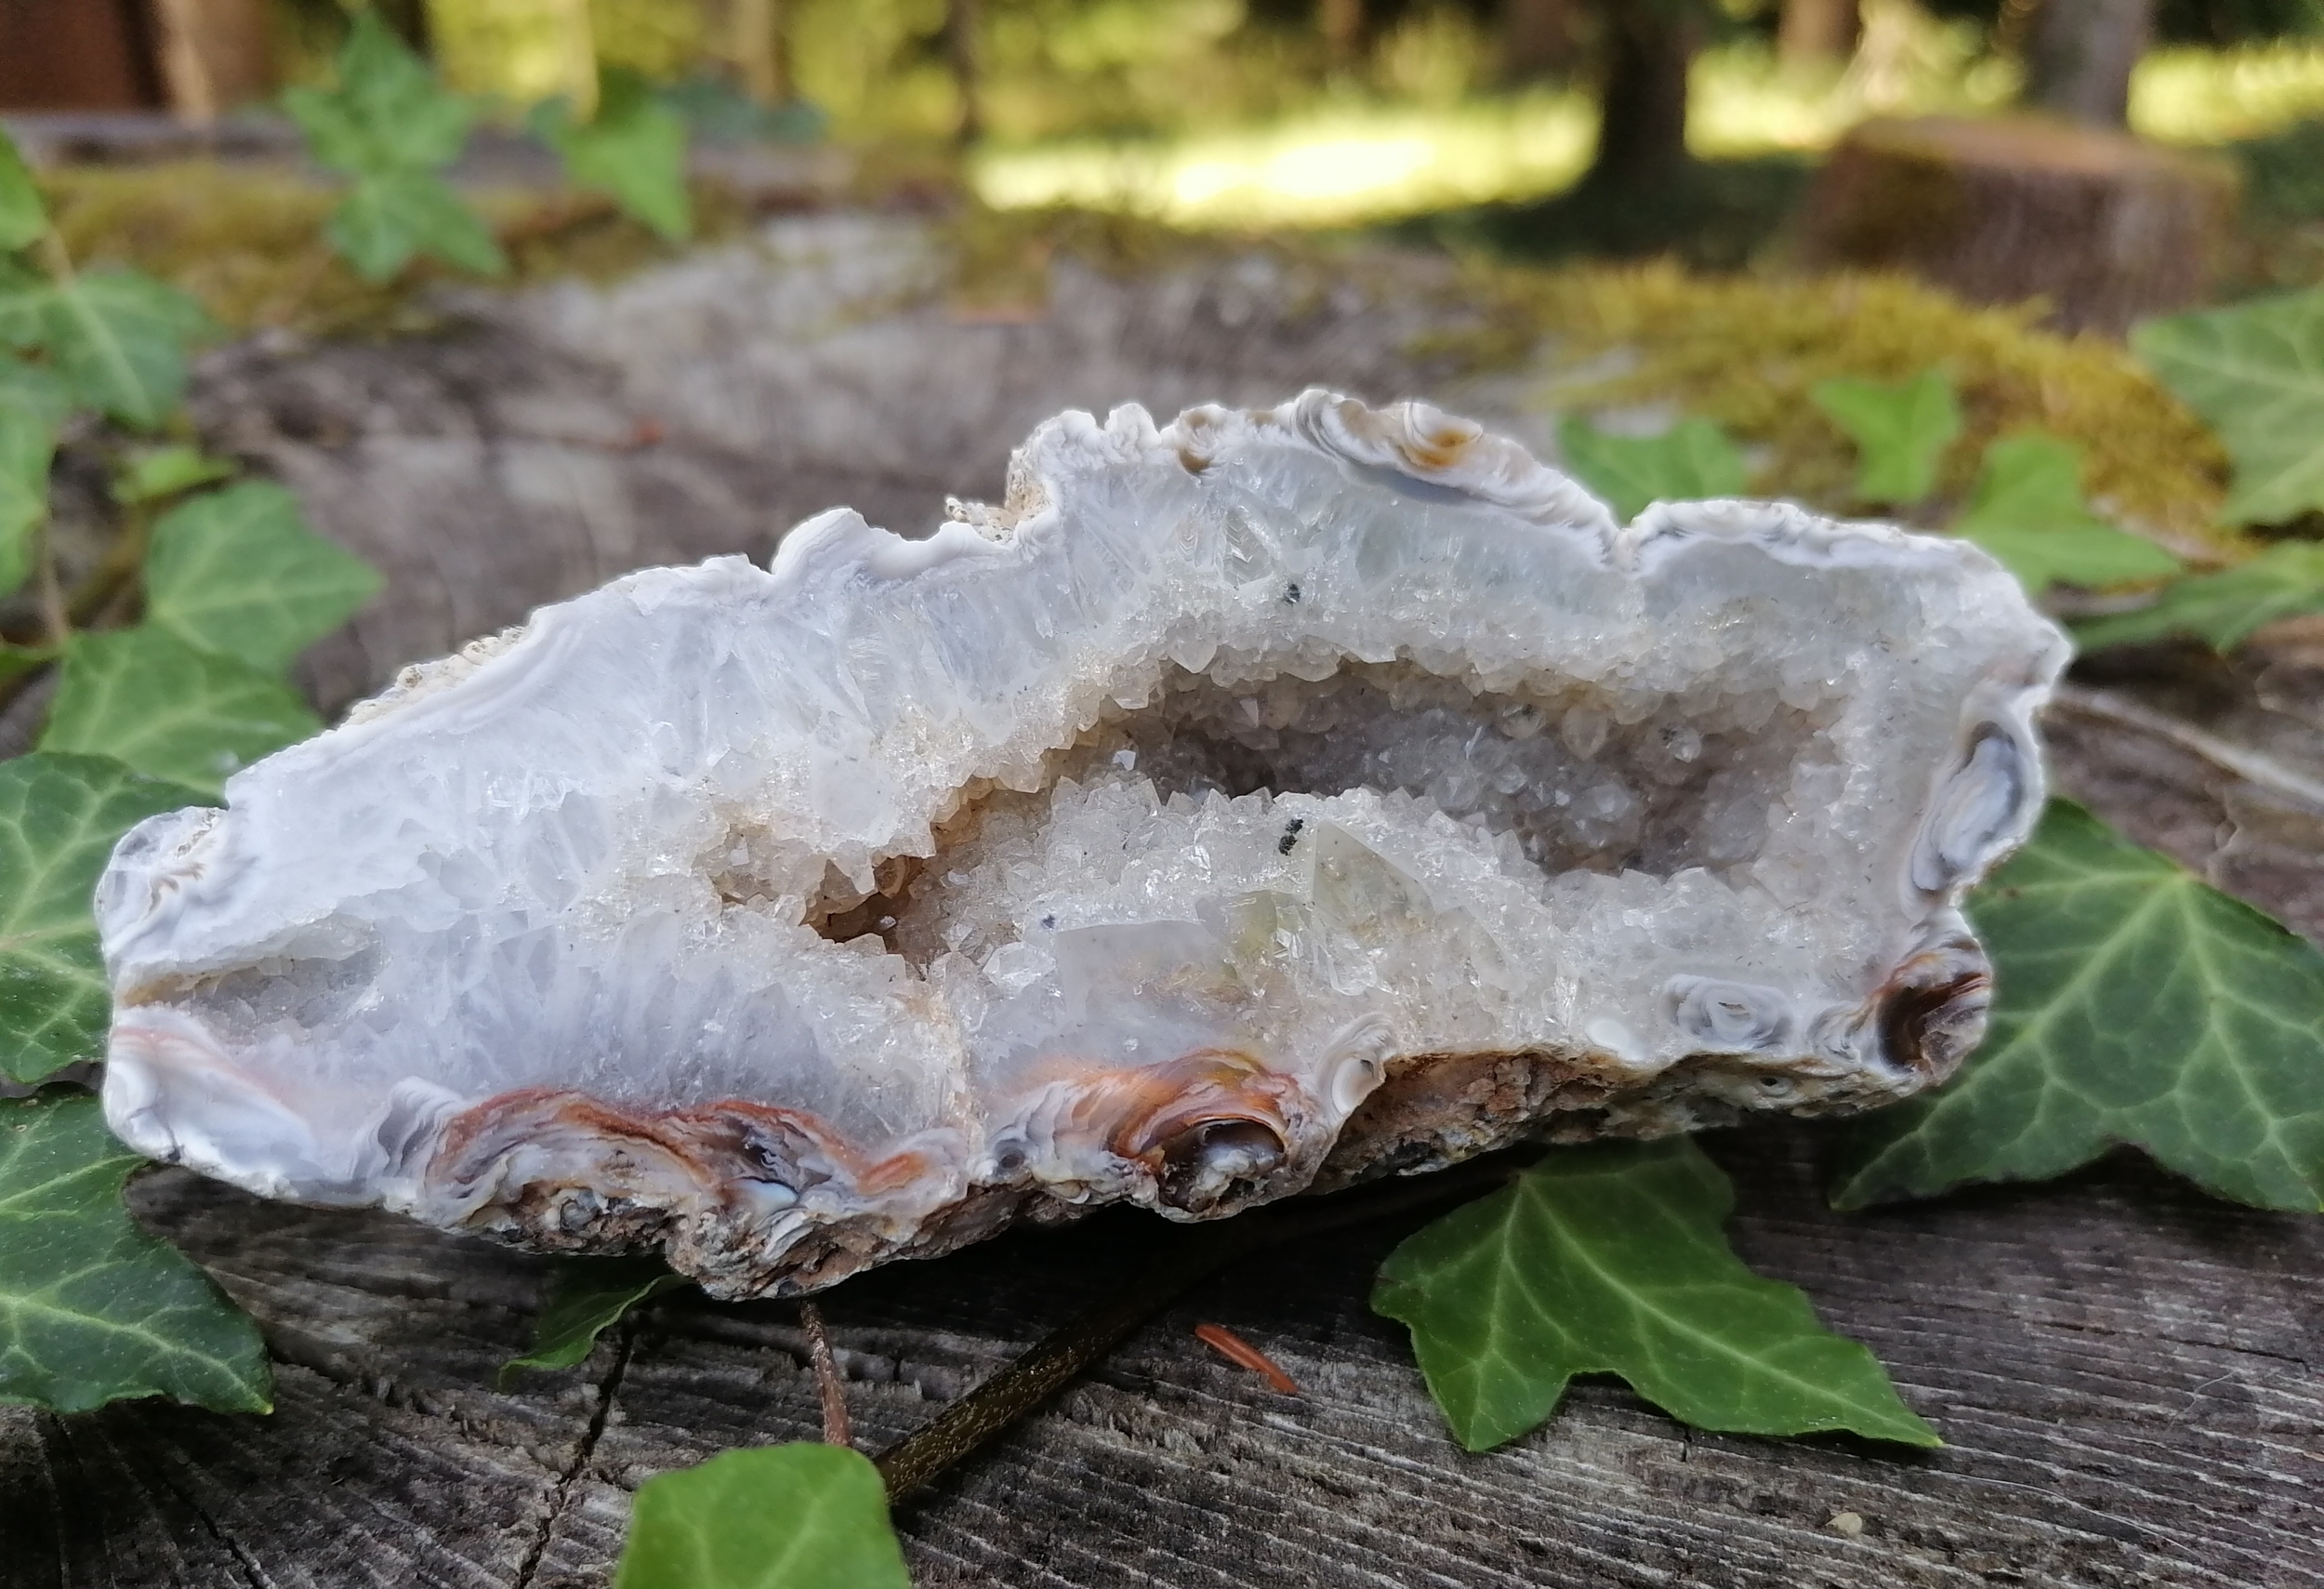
[99,392,2068,1297]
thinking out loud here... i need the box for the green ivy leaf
[0,1092,271,1413]
[500,1256,689,1386]
[0,355,69,427]
[327,171,507,283]
[1810,369,1961,507]
[1,271,216,430]
[1372,1137,1938,1452]
[535,70,693,243]
[284,13,499,283]
[614,1445,912,1589]
[282,11,474,179]
[1833,801,2324,1212]
[1952,433,2183,593]
[2072,541,2324,653]
[0,404,51,599]
[0,129,46,254]
[1556,416,1747,522]
[39,627,321,796]
[2133,285,2324,525]
[144,482,382,675]
[0,755,206,1084]
[112,445,234,506]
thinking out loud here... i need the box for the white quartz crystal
[98,391,2067,1296]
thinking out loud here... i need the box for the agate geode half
[99,392,2068,1296]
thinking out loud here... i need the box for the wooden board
[8,1124,2317,1589]
[3,219,2318,1587]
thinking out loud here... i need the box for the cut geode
[98,391,2067,1297]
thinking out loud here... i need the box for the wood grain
[6,1127,2317,1588]
[3,217,2318,1587]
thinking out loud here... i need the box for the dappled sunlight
[972,95,1591,227]
[2133,41,2324,143]
[974,38,2324,230]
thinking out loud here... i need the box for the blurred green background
[6,0,2322,237]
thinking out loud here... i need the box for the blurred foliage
[1919,0,2324,45]
[2221,117,2324,293]
[1556,415,1747,518]
[530,69,696,243]
[34,165,751,340]
[389,0,2324,152]
[1449,262,2237,550]
[2158,0,2324,45]
[964,29,2324,232]
[286,13,508,281]
[1952,431,2188,590]
[232,1,2324,242]
[2238,117,2324,222]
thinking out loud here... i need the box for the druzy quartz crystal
[98,392,2068,1297]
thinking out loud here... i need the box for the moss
[39,163,758,340]
[1446,260,2238,554]
[939,199,1229,315]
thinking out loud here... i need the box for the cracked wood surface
[7,1127,2319,1589]
[3,216,2320,1587]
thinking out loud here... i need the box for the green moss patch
[1451,261,2236,553]
[40,163,754,339]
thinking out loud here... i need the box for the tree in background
[1800,0,2267,330]
[1778,0,1862,67]
[947,0,982,142]
[710,0,788,101]
[2024,0,2155,121]
[1498,0,1589,79]
[1578,0,1710,194]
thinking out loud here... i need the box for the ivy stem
[62,497,152,632]
[872,1153,1531,1501]
[0,499,154,719]
[32,518,66,650]
[33,226,74,285]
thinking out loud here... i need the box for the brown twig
[0,498,161,718]
[2046,683,2324,813]
[33,228,75,286]
[872,1152,1531,1499]
[1194,1323,1300,1395]
[32,522,66,651]
[799,1299,852,1450]
[66,498,154,631]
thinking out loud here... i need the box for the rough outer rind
[98,390,2068,1298]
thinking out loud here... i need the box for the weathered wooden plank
[9,1124,2317,1588]
[0,1178,588,1589]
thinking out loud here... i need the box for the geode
[99,392,2067,1297]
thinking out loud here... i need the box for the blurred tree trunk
[372,0,432,54]
[150,0,274,122]
[0,0,165,110]
[1797,113,2234,333]
[2023,0,2154,125]
[1320,0,1367,67]
[946,0,981,144]
[1500,0,1588,82]
[1777,0,1859,68]
[708,0,787,100]
[1581,0,1703,193]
